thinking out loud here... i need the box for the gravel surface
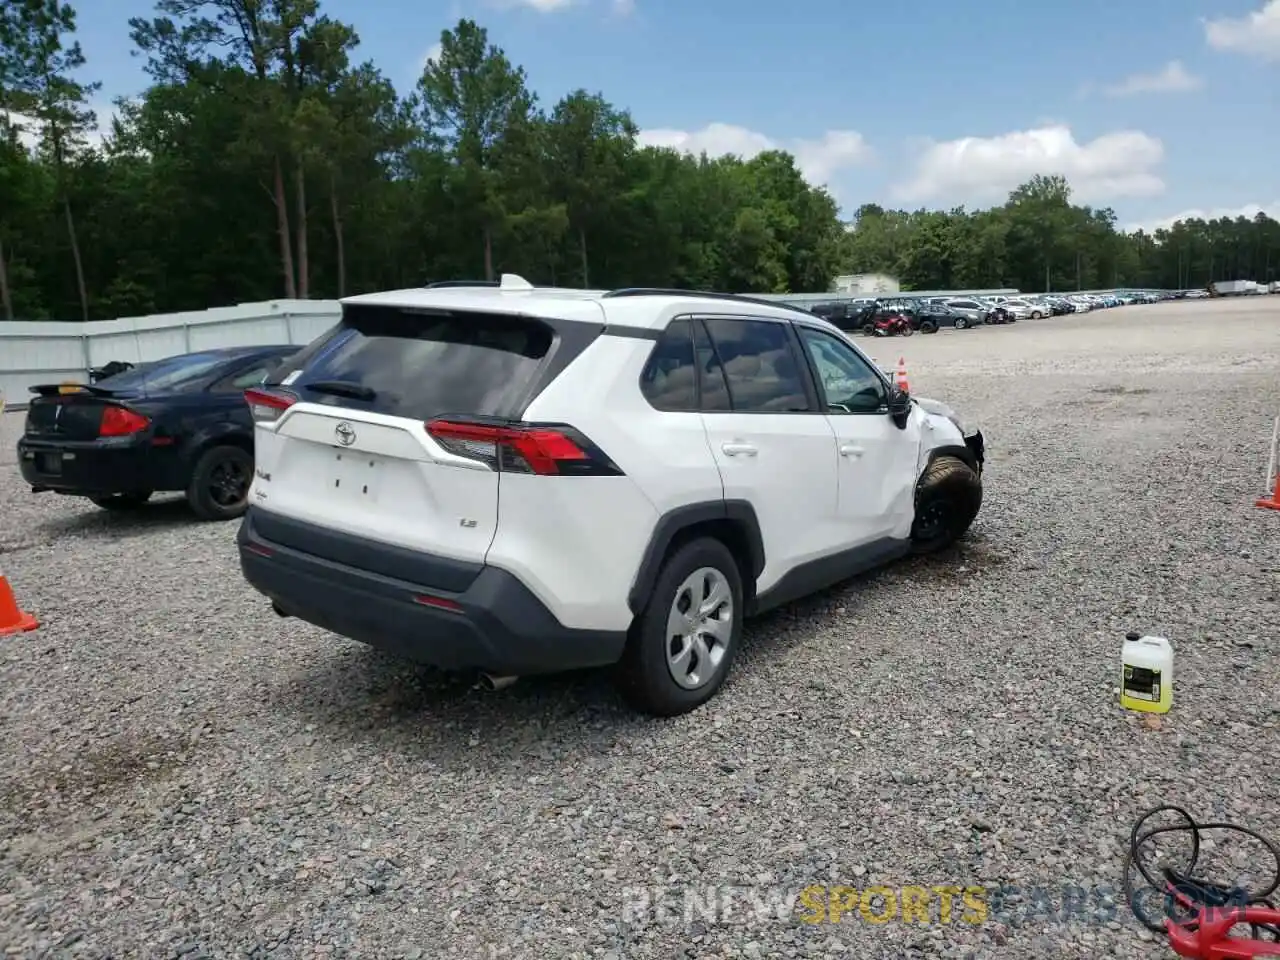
[1,297,1278,959]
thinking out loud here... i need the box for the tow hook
[477,673,519,691]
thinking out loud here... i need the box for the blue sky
[75,0,1280,232]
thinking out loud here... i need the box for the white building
[832,273,900,295]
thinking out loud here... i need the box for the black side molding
[750,537,910,616]
[627,500,766,615]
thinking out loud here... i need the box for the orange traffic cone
[1258,416,1280,512]
[896,357,910,393]
[0,569,38,635]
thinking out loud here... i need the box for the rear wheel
[900,325,914,337]
[919,321,938,334]
[954,317,969,330]
[186,445,253,521]
[1031,310,1043,319]
[89,491,152,511]
[616,537,743,717]
[911,455,983,554]
[861,322,876,337]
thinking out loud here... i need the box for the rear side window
[639,320,698,412]
[277,307,555,421]
[95,352,230,393]
[210,356,287,393]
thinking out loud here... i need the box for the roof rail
[424,280,500,288]
[602,287,818,318]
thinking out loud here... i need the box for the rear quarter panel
[136,394,256,487]
[500,333,723,633]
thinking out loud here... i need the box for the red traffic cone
[1258,416,1280,511]
[895,357,911,393]
[0,569,37,636]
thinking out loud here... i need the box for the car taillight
[244,388,296,423]
[425,419,623,476]
[99,406,151,437]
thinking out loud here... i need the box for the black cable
[1123,805,1280,942]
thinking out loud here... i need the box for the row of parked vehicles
[807,289,1170,337]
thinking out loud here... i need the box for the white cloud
[891,124,1165,205]
[636,122,871,186]
[1125,201,1280,233]
[1204,0,1280,60]
[1102,60,1203,96]
[489,0,575,10]
[421,42,443,70]
[612,0,635,14]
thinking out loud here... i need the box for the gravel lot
[2,297,1279,959]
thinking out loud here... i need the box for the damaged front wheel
[911,455,983,554]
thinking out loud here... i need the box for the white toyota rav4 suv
[237,277,986,716]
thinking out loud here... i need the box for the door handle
[839,443,865,458]
[721,442,758,457]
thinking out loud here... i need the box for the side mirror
[887,384,911,428]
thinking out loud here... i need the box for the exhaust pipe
[477,673,519,691]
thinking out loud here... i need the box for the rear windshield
[268,306,555,420]
[94,352,231,392]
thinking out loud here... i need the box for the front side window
[701,317,812,413]
[796,327,887,414]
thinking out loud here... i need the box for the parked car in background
[915,301,980,333]
[943,298,993,326]
[17,345,298,520]
[806,299,876,333]
[1001,299,1037,319]
[975,299,1016,324]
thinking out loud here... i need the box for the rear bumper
[236,507,629,676]
[16,436,173,495]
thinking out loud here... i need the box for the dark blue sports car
[16,344,298,520]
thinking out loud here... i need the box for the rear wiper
[305,380,377,401]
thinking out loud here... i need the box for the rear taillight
[425,419,623,476]
[245,388,296,423]
[99,406,151,437]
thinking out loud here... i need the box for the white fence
[0,300,342,411]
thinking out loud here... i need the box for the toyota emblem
[334,421,356,446]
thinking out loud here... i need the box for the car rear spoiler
[28,382,118,397]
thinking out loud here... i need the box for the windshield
[94,352,231,393]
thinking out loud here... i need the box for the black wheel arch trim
[921,442,981,477]
[627,499,766,616]
[181,425,254,467]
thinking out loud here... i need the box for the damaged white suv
[237,278,985,717]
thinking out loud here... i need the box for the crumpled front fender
[913,398,985,476]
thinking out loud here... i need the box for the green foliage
[840,175,1280,294]
[0,4,1277,321]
